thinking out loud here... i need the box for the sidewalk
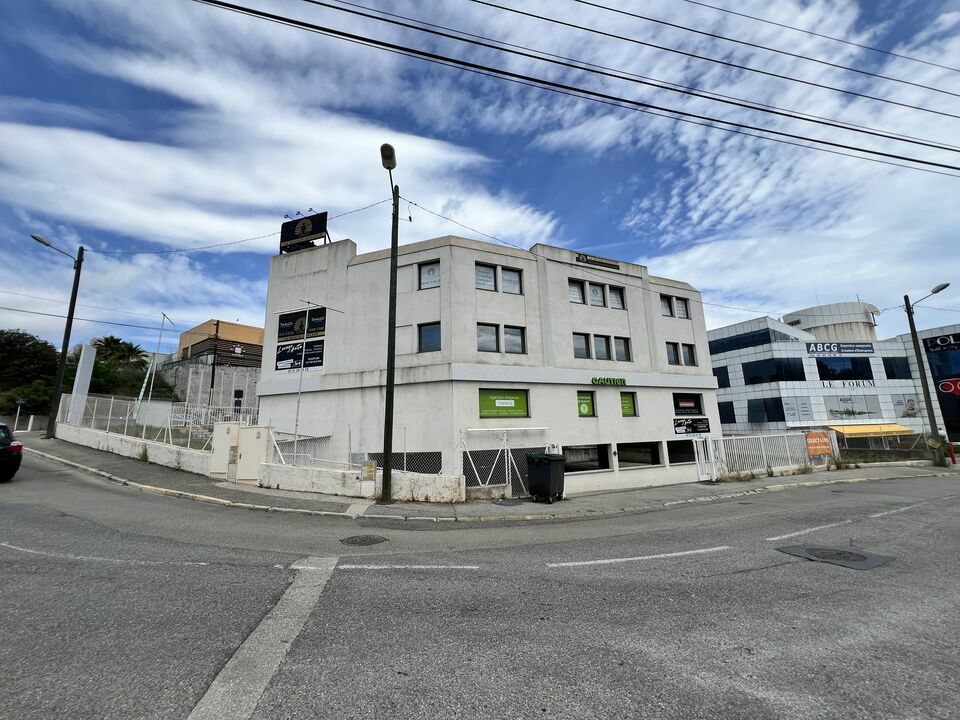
[21,434,960,524]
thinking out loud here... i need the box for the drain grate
[340,535,388,546]
[776,545,893,570]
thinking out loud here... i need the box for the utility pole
[904,286,949,466]
[208,319,220,416]
[380,143,399,503]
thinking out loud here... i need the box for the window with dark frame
[608,286,625,310]
[620,392,637,417]
[569,279,586,304]
[573,333,591,359]
[713,365,730,388]
[577,390,596,417]
[418,322,441,352]
[660,295,674,317]
[589,283,606,307]
[666,342,681,365]
[816,356,874,381]
[718,401,736,424]
[667,439,696,464]
[418,261,440,290]
[682,343,697,366]
[477,323,499,352]
[883,356,912,380]
[675,297,690,319]
[501,267,522,295]
[504,326,526,354]
[614,337,631,362]
[617,441,661,467]
[475,263,497,291]
[594,335,612,360]
[673,393,703,415]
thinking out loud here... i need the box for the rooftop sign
[925,333,960,353]
[806,342,874,356]
[280,212,328,253]
[575,252,619,270]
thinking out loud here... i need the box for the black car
[0,424,22,481]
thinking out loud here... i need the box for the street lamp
[904,282,950,466]
[31,233,85,439]
[380,143,400,503]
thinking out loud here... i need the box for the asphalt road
[2,453,959,719]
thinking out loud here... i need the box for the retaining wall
[259,463,466,503]
[56,423,211,476]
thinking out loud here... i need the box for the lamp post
[380,143,400,503]
[904,282,950,466]
[31,234,84,439]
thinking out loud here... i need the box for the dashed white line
[766,521,852,542]
[869,502,927,518]
[337,564,480,570]
[546,545,731,568]
[188,556,337,720]
[0,541,209,566]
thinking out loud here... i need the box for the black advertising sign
[280,212,328,253]
[806,342,874,355]
[925,333,960,353]
[302,339,324,370]
[278,310,307,342]
[275,342,303,373]
[674,417,711,435]
[305,307,326,338]
[575,252,619,270]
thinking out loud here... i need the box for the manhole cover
[340,535,388,546]
[776,545,893,570]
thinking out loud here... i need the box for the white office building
[708,301,957,446]
[257,235,721,496]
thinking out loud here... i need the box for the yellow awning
[828,424,917,438]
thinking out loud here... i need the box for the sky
[1,0,959,356]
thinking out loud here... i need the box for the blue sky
[2,0,959,355]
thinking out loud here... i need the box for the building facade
[257,236,721,494]
[709,302,957,443]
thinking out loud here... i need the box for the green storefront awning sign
[479,389,529,418]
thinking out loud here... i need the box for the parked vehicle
[0,424,23,481]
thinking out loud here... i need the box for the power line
[191,0,960,176]
[87,198,392,255]
[0,305,164,331]
[468,0,960,122]
[677,0,960,75]
[0,289,204,325]
[320,0,960,153]
[303,0,960,155]
[571,0,960,99]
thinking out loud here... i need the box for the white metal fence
[170,402,259,427]
[708,432,834,479]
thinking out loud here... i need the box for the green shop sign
[620,392,636,417]
[479,389,529,418]
[591,377,626,386]
[577,391,595,417]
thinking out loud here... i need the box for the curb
[23,447,957,525]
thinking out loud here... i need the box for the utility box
[237,426,273,482]
[210,422,241,478]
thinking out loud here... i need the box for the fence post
[91,398,99,430]
[759,436,768,470]
[107,397,114,434]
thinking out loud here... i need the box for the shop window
[594,335,611,360]
[667,439,696,464]
[501,267,522,295]
[614,337,631,362]
[718,401,736,424]
[569,279,586,304]
[883,356,912,380]
[589,283,606,307]
[504,326,526,354]
[666,342,681,366]
[673,393,703,415]
[475,263,497,291]
[418,322,441,352]
[573,333,591,359]
[577,390,596,417]
[418,261,440,290]
[620,392,637,417]
[609,286,625,310]
[477,323,499,352]
[617,441,661,467]
[713,365,730,388]
[563,444,611,472]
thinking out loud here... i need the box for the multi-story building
[257,235,721,495]
[709,301,958,445]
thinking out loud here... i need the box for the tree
[0,330,59,414]
[92,336,149,370]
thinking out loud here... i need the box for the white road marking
[546,545,731,568]
[869,502,927,518]
[766,520,852,542]
[0,541,209,566]
[337,564,480,570]
[188,556,337,720]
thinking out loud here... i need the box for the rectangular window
[577,390,596,417]
[883,356,912,380]
[718,401,736,424]
[475,263,497,291]
[620,392,637,417]
[747,398,766,423]
[614,337,631,362]
[589,283,606,307]
[682,343,697,366]
[419,261,440,290]
[594,335,611,360]
[673,393,703,415]
[563,444,611,472]
[617,441,661,467]
[660,295,674,317]
[709,328,796,355]
[477,323,499,352]
[743,357,806,384]
[666,342,681,366]
[568,279,586,304]
[675,297,690,319]
[713,365,730,388]
[503,326,526,354]
[418,322,441,352]
[608,287,625,310]
[501,267,522,295]
[478,389,529,418]
[816,357,874,381]
[573,333,591,359]
[667,439,696,464]
[747,397,785,422]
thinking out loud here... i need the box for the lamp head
[31,233,52,247]
[931,282,950,295]
[380,143,397,171]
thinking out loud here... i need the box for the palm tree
[92,336,149,370]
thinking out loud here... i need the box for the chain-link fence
[456,429,550,497]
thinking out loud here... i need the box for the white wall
[56,423,211,476]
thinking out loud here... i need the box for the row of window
[666,342,698,367]
[418,322,527,354]
[479,389,704,419]
[708,328,796,356]
[563,440,698,471]
[713,356,913,387]
[568,279,626,309]
[573,333,631,361]
[660,294,690,319]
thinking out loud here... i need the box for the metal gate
[693,437,715,482]
[458,428,549,497]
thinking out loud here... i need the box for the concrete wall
[258,463,466,503]
[56,423,211,476]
